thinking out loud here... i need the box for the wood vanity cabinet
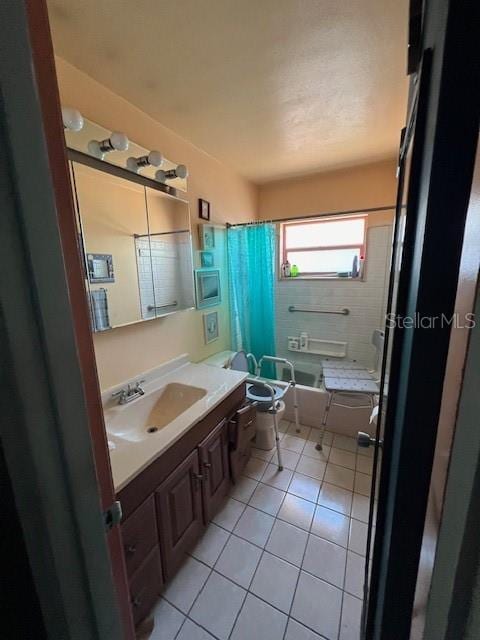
[198,418,230,522]
[155,449,205,578]
[118,383,253,625]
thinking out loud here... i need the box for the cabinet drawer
[229,403,256,450]
[129,547,163,626]
[121,496,157,578]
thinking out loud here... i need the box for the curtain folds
[227,223,276,378]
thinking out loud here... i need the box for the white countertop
[103,355,247,492]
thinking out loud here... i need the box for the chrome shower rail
[288,305,350,315]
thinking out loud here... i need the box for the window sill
[279,275,364,282]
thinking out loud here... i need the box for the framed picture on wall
[198,198,210,221]
[195,268,221,308]
[203,311,219,344]
[198,224,215,250]
[200,251,214,268]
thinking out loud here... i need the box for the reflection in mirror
[70,160,195,331]
[72,162,151,329]
[144,187,195,318]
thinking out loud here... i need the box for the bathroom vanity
[103,357,255,625]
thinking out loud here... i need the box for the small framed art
[195,268,221,308]
[199,198,210,221]
[203,311,219,344]
[198,224,215,250]
[200,251,214,268]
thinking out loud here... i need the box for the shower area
[227,211,394,436]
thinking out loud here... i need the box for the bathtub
[201,350,374,439]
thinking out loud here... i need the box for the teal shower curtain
[227,223,276,378]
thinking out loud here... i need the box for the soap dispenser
[300,332,308,351]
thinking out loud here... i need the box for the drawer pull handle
[126,544,137,555]
[191,472,204,490]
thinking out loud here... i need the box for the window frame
[280,214,367,279]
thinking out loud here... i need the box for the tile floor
[151,421,375,640]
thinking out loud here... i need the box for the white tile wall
[136,232,194,319]
[276,225,393,372]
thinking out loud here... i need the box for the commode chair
[316,330,384,451]
[229,352,301,472]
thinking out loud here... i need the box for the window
[281,215,366,277]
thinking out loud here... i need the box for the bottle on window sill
[282,260,291,277]
[290,264,299,277]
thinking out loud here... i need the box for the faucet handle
[112,388,126,397]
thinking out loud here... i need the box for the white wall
[275,224,393,372]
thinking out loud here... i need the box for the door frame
[365,0,480,637]
[0,1,133,638]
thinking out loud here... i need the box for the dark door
[364,0,480,636]
[198,419,230,522]
[156,449,204,579]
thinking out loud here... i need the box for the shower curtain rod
[226,204,397,228]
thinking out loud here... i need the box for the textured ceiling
[47,0,409,183]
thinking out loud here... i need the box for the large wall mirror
[70,161,194,331]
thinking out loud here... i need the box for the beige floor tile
[329,447,356,470]
[351,493,370,523]
[243,456,269,481]
[261,463,295,491]
[278,493,315,531]
[287,422,312,440]
[324,463,355,491]
[354,471,372,497]
[302,534,346,588]
[230,593,288,640]
[250,551,299,613]
[291,571,342,639]
[190,523,229,566]
[302,440,330,463]
[249,483,286,516]
[332,434,357,452]
[281,434,307,453]
[311,505,350,547]
[344,551,365,599]
[288,472,321,503]
[265,519,309,567]
[229,476,258,503]
[214,534,262,589]
[317,482,353,516]
[162,556,210,613]
[233,505,275,548]
[349,518,368,556]
[271,448,301,470]
[285,618,325,639]
[212,497,245,531]
[339,593,362,640]
[296,455,326,481]
[356,454,374,475]
[151,598,185,640]
[189,572,246,640]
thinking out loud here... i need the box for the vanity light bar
[155,164,188,183]
[88,131,130,159]
[126,150,164,173]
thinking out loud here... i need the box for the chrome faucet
[112,380,146,405]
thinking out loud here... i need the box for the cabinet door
[155,449,204,580]
[198,419,230,523]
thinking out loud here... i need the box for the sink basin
[105,382,207,442]
[145,383,207,430]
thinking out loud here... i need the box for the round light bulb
[109,131,129,151]
[148,150,163,167]
[175,164,188,179]
[87,139,104,159]
[155,169,167,183]
[62,107,84,132]
[126,156,139,172]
